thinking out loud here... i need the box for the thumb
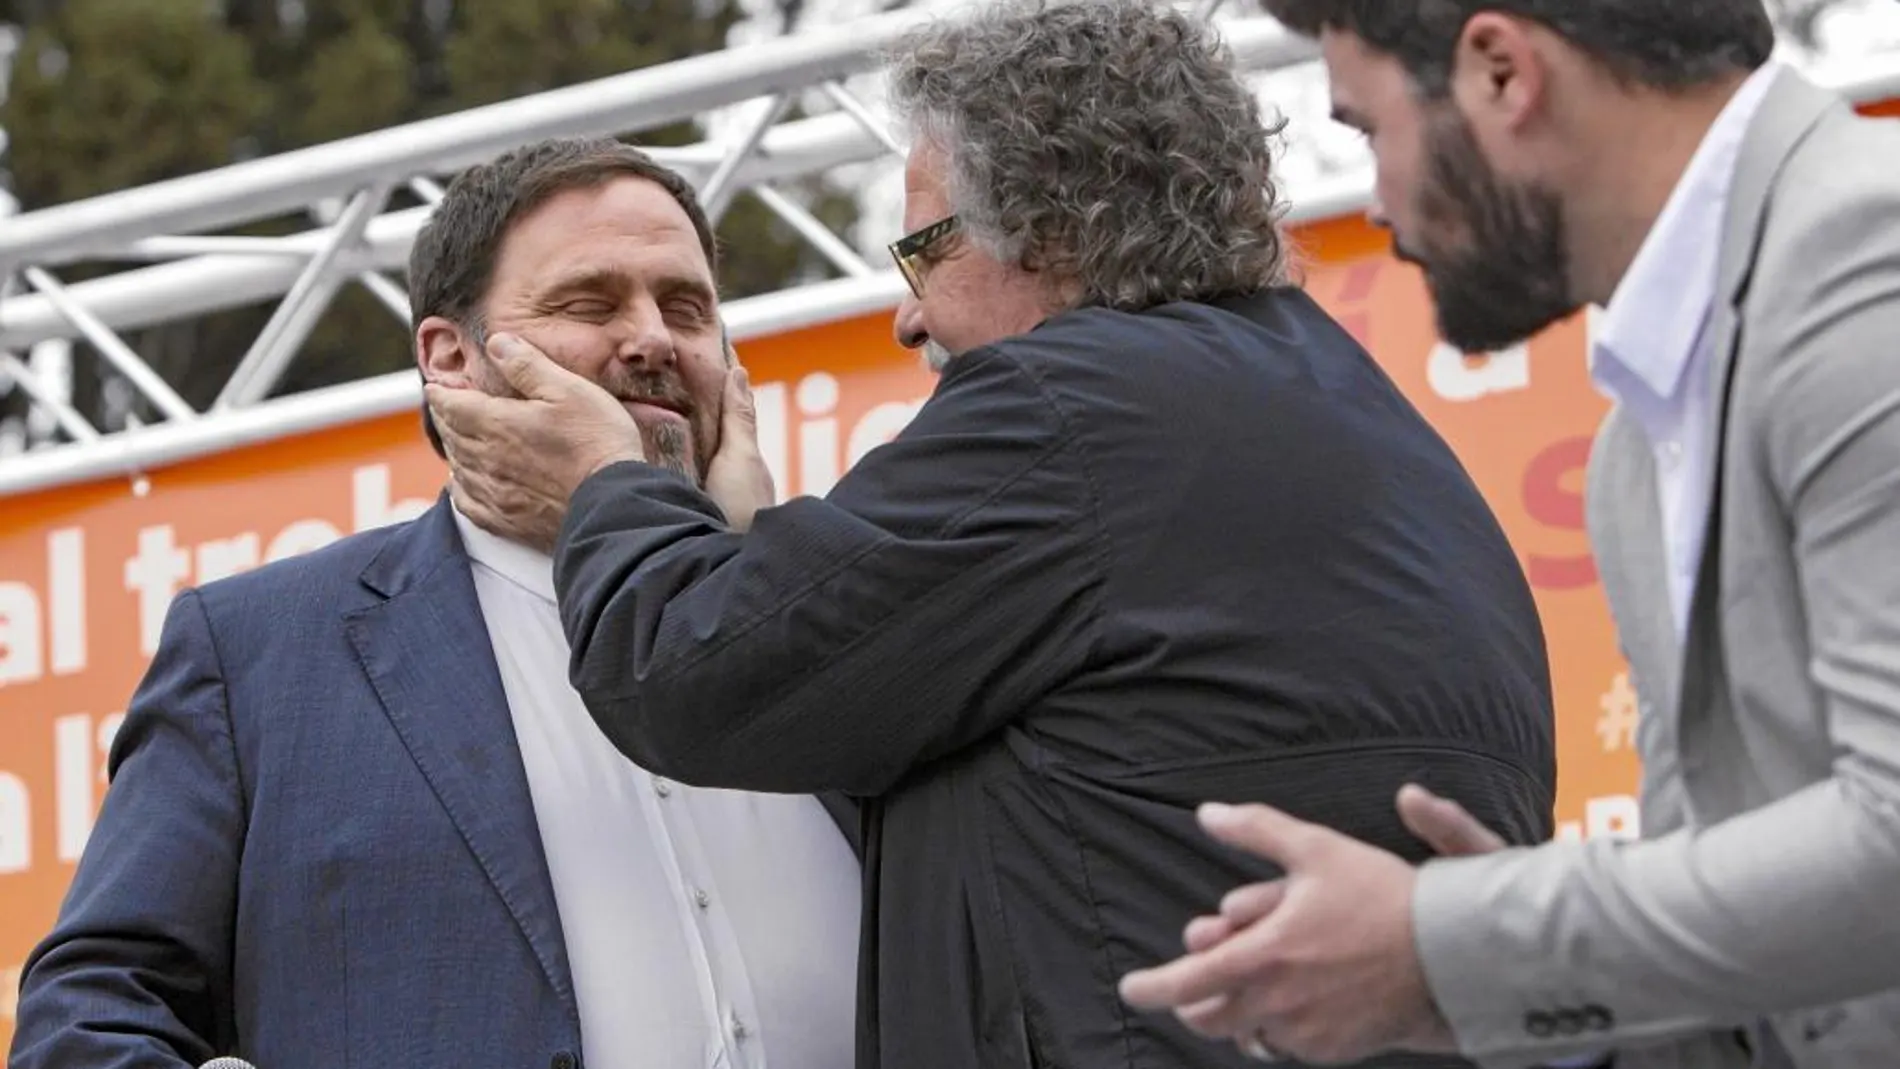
[1397,784,1508,857]
[721,365,759,442]
[1197,802,1319,870]
[488,333,571,400]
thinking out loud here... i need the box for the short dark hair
[1261,0,1775,96]
[408,136,718,456]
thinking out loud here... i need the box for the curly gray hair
[884,0,1290,311]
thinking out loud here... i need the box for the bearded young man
[1120,3,1900,1069]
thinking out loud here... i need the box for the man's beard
[609,366,710,486]
[1401,105,1579,354]
[923,340,955,373]
[647,422,694,483]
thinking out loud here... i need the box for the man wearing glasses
[426,1,1559,1067]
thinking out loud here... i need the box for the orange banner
[0,177,1834,1040]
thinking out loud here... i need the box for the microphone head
[199,1059,258,1069]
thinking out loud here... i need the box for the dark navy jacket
[552,287,1559,1069]
[15,501,588,1069]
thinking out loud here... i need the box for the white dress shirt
[1589,62,1781,640]
[452,507,861,1069]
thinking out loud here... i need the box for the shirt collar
[1591,62,1781,403]
[451,503,559,605]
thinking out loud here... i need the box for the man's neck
[1559,71,1753,307]
[451,500,556,581]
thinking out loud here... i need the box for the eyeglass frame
[888,215,962,298]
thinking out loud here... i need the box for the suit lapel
[1674,69,1838,722]
[1588,412,1677,704]
[1587,408,1688,829]
[343,498,577,1016]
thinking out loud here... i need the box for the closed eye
[560,300,616,320]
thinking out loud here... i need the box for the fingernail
[1198,802,1237,828]
[735,366,750,390]
[491,332,521,356]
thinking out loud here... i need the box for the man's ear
[418,315,479,387]
[1451,12,1549,137]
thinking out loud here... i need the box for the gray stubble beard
[924,340,955,372]
[650,422,694,483]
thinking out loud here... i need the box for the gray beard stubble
[651,422,693,482]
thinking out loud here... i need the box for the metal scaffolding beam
[2,0,1899,499]
[0,115,884,350]
[0,13,1319,347]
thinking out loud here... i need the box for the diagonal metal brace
[0,350,102,443]
[356,270,414,325]
[699,93,796,224]
[214,185,389,410]
[22,266,197,423]
[748,185,875,277]
[821,81,906,157]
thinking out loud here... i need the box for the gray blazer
[1409,67,1900,1069]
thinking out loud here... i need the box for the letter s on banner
[1522,436,1597,590]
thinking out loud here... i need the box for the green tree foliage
[445,0,730,110]
[288,8,415,146]
[0,0,862,435]
[3,0,265,206]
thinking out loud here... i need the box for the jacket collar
[344,494,579,1023]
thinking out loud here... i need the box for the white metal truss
[3,1,1900,498]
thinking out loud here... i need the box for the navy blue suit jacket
[9,499,588,1069]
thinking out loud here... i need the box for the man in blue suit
[8,137,863,1069]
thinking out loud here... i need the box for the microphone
[199,1059,257,1069]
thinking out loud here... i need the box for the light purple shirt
[1587,62,1781,641]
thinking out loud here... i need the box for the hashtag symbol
[1595,672,1639,752]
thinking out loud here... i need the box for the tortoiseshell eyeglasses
[888,215,962,298]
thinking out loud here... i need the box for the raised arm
[553,346,1105,796]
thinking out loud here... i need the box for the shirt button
[1659,440,1683,469]
[731,1013,749,1041]
[693,886,711,909]
[654,777,672,797]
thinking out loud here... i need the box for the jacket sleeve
[1408,145,1900,1066]
[9,590,242,1069]
[553,345,1105,796]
